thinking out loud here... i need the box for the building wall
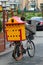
[20,0,43,10]
[20,0,26,10]
[9,0,43,10]
[37,0,43,9]
[20,0,36,10]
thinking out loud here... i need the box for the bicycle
[12,30,35,61]
[5,16,35,61]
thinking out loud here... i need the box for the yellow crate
[5,16,26,41]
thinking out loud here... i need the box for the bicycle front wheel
[27,40,35,57]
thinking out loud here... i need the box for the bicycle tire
[27,40,35,57]
[12,45,23,61]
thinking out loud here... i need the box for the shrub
[17,8,21,14]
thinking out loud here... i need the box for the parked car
[31,17,43,31]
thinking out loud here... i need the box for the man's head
[21,16,25,21]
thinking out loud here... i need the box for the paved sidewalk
[0,46,14,56]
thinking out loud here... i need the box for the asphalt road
[0,31,43,65]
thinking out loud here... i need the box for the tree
[24,6,27,12]
[40,3,43,17]
[17,8,21,14]
[0,20,2,32]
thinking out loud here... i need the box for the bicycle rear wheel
[12,44,23,61]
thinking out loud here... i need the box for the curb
[0,47,14,56]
